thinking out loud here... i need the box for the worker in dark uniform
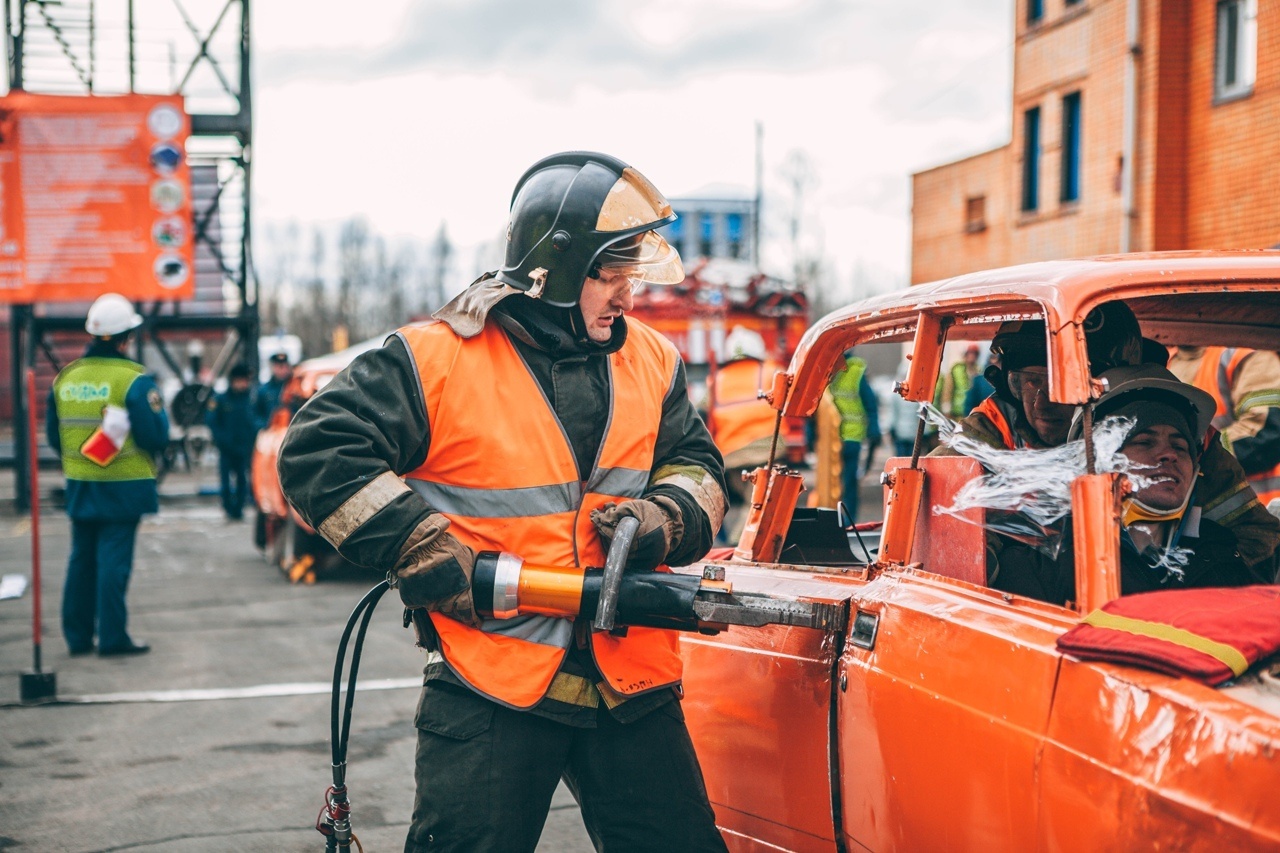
[936,301,1280,575]
[254,351,292,431]
[278,152,729,852]
[47,293,170,657]
[207,362,257,521]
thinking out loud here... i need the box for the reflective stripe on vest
[829,357,868,442]
[1188,347,1280,506]
[399,318,684,709]
[710,358,780,458]
[53,357,156,482]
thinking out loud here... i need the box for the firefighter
[705,326,781,541]
[1169,345,1280,514]
[937,343,981,418]
[278,152,728,852]
[46,293,170,657]
[937,300,1280,572]
[991,364,1278,603]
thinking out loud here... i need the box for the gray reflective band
[318,471,412,547]
[407,479,580,518]
[586,467,649,499]
[491,552,524,619]
[1203,485,1256,523]
[478,613,573,648]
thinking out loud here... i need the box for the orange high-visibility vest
[973,397,1019,450]
[1187,346,1280,506]
[398,318,683,709]
[709,358,781,458]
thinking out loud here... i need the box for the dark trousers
[62,518,140,653]
[840,440,863,522]
[218,452,250,519]
[405,682,728,853]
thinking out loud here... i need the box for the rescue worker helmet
[724,326,767,362]
[85,293,143,337]
[1068,362,1216,525]
[494,151,685,308]
[986,301,1144,405]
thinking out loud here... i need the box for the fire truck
[628,257,810,464]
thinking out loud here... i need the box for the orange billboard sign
[0,92,195,304]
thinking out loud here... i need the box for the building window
[1027,0,1044,25]
[1216,0,1257,101]
[699,213,714,257]
[964,196,987,233]
[1060,91,1082,203]
[1065,0,1082,5]
[725,213,744,259]
[1022,106,1041,212]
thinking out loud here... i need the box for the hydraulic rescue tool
[317,517,846,850]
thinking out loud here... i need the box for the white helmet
[85,293,143,337]
[724,326,766,362]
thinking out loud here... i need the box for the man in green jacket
[47,293,170,657]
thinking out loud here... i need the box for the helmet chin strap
[1121,469,1199,526]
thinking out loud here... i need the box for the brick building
[911,0,1280,284]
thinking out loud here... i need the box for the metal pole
[127,0,134,92]
[11,306,29,512]
[12,0,24,90]
[26,368,42,669]
[88,0,94,92]
[753,120,763,267]
[1120,0,1140,252]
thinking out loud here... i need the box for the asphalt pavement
[0,465,594,852]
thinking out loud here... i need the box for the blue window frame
[726,213,743,259]
[1061,92,1082,203]
[1028,0,1044,24]
[1022,106,1041,212]
[699,213,715,257]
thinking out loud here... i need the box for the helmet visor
[596,167,673,233]
[596,230,685,285]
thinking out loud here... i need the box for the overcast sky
[249,0,1014,299]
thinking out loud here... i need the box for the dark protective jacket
[991,515,1278,607]
[206,388,256,459]
[254,377,287,432]
[277,294,727,724]
[46,341,171,521]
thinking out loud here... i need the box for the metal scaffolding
[6,0,254,509]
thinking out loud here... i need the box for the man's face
[1008,366,1076,445]
[578,269,635,343]
[270,361,291,381]
[231,377,251,393]
[1123,424,1195,510]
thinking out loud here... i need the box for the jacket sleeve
[277,335,435,569]
[1195,438,1280,570]
[645,358,728,566]
[1223,350,1280,475]
[859,375,881,441]
[125,376,171,454]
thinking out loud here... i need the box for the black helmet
[495,151,684,307]
[986,301,1144,404]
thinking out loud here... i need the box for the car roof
[785,251,1280,416]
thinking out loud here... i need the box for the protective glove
[390,514,480,627]
[590,495,684,573]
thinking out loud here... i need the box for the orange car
[678,252,1280,851]
[251,336,384,581]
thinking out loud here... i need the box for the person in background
[963,350,998,414]
[1169,345,1280,515]
[207,363,257,521]
[828,349,881,521]
[810,387,844,508]
[254,352,293,432]
[47,293,170,657]
[938,343,982,418]
[703,326,782,543]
